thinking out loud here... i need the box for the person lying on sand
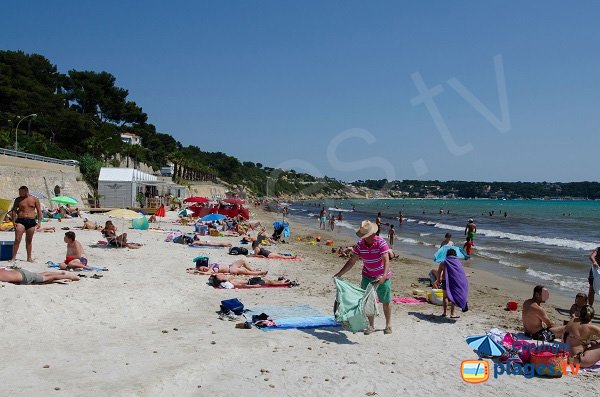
[102,221,141,249]
[522,285,564,341]
[252,241,297,259]
[59,231,93,270]
[190,240,232,248]
[187,258,267,276]
[208,274,291,289]
[81,218,102,230]
[564,305,600,368]
[0,267,79,284]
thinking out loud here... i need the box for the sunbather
[564,305,600,368]
[208,273,291,288]
[252,241,297,259]
[522,285,564,341]
[82,218,102,230]
[59,231,92,270]
[187,258,267,275]
[102,221,140,249]
[190,240,232,248]
[0,267,80,284]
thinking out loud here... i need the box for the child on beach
[388,225,395,248]
[463,237,474,255]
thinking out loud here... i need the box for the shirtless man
[0,267,79,284]
[522,285,564,341]
[10,186,42,262]
[59,231,91,270]
[440,233,454,247]
[464,219,477,241]
[563,305,600,368]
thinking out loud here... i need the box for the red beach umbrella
[155,204,166,218]
[183,196,210,204]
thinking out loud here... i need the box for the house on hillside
[120,132,142,145]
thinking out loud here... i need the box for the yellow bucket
[427,289,444,305]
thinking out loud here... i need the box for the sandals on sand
[384,327,392,335]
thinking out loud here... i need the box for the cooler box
[0,241,14,261]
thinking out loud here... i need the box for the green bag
[333,278,379,332]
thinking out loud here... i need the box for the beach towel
[443,256,470,312]
[434,245,470,263]
[47,261,105,272]
[246,305,339,330]
[392,297,428,304]
[251,255,302,261]
[334,278,378,332]
[212,283,291,290]
[188,244,226,249]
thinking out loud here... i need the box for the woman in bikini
[187,258,267,276]
[102,221,140,249]
[208,273,291,288]
[564,305,600,368]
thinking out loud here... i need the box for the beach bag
[229,247,248,256]
[334,278,379,332]
[220,298,244,315]
[194,256,209,268]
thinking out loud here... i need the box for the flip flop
[450,315,460,319]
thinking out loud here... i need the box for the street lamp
[14,113,37,152]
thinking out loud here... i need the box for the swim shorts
[361,276,392,304]
[467,231,475,240]
[15,218,37,231]
[17,269,43,285]
[66,256,88,265]
[528,327,555,342]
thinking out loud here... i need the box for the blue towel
[47,261,104,272]
[261,316,339,331]
[246,305,339,330]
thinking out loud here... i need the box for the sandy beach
[0,207,598,396]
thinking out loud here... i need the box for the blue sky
[2,1,600,182]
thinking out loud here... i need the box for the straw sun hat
[356,220,378,238]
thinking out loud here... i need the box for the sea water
[287,199,599,297]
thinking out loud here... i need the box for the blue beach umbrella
[434,245,470,263]
[199,213,226,222]
[466,334,506,358]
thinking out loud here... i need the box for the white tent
[97,168,158,208]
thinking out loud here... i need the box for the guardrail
[0,148,79,167]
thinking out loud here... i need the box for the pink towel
[392,297,428,304]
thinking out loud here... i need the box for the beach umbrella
[30,192,48,199]
[222,198,245,205]
[466,334,506,358]
[183,196,209,203]
[50,196,78,206]
[105,209,144,219]
[199,213,226,222]
[179,208,194,217]
[434,245,470,263]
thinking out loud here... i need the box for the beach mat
[47,261,105,272]
[212,284,291,290]
[188,244,228,249]
[246,305,339,330]
[251,256,302,261]
[392,297,428,304]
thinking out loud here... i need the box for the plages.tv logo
[461,360,489,384]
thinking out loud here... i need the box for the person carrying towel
[433,248,469,318]
[334,220,393,335]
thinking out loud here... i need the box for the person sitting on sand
[252,241,297,259]
[432,248,469,318]
[190,239,232,248]
[522,285,564,341]
[187,258,267,276]
[208,273,291,289]
[570,293,588,318]
[148,215,157,223]
[0,267,79,284]
[102,221,140,249]
[563,305,600,368]
[59,231,92,270]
